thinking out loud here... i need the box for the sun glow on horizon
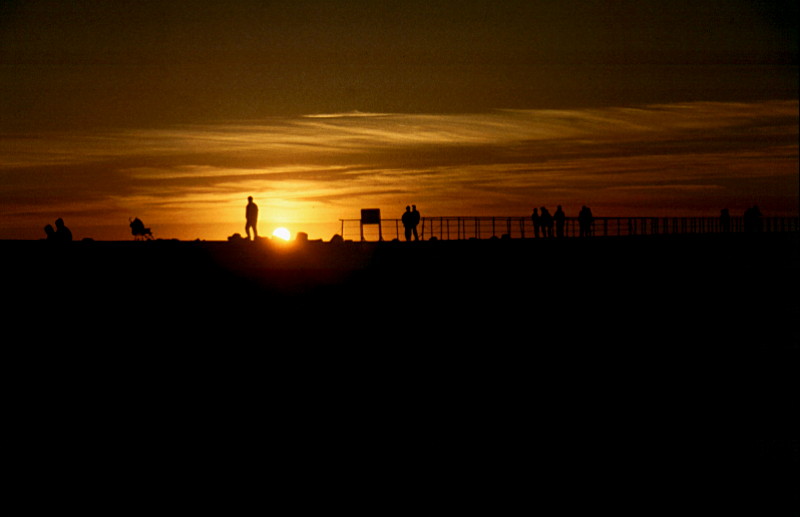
[272,227,291,241]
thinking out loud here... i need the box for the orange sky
[1,101,797,241]
[1,1,797,241]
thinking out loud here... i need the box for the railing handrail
[339,215,800,241]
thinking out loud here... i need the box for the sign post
[360,209,383,241]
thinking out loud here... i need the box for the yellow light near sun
[272,227,291,241]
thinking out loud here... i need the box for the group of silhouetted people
[401,205,421,241]
[43,218,72,242]
[44,216,155,241]
[720,206,764,233]
[531,206,554,238]
[531,205,594,238]
[42,196,259,242]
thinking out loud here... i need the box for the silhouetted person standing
[540,207,553,238]
[401,206,413,241]
[554,205,566,238]
[720,209,731,233]
[531,208,541,238]
[579,206,594,237]
[54,218,72,242]
[245,196,259,240]
[411,205,421,241]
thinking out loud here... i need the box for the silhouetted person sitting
[245,196,259,240]
[411,205,421,241]
[531,208,541,238]
[554,205,566,238]
[54,218,72,242]
[44,224,57,241]
[129,217,153,240]
[401,205,413,241]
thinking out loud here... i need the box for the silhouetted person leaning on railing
[540,207,553,238]
[554,205,566,238]
[531,207,541,238]
[411,205,420,241]
[401,205,414,241]
[579,206,594,237]
[720,209,731,233]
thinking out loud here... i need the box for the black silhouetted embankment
[3,233,797,513]
[5,232,797,344]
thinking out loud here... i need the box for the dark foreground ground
[3,233,798,512]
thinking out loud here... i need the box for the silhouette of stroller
[130,217,154,240]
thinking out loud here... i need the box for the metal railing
[339,216,800,241]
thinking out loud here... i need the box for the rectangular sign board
[360,209,381,225]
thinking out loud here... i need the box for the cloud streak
[1,100,796,240]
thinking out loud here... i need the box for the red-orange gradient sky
[1,1,797,241]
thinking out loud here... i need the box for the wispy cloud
[1,100,796,239]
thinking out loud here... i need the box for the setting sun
[272,227,291,241]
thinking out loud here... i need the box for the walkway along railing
[339,216,800,241]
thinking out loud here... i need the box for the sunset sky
[1,0,797,241]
